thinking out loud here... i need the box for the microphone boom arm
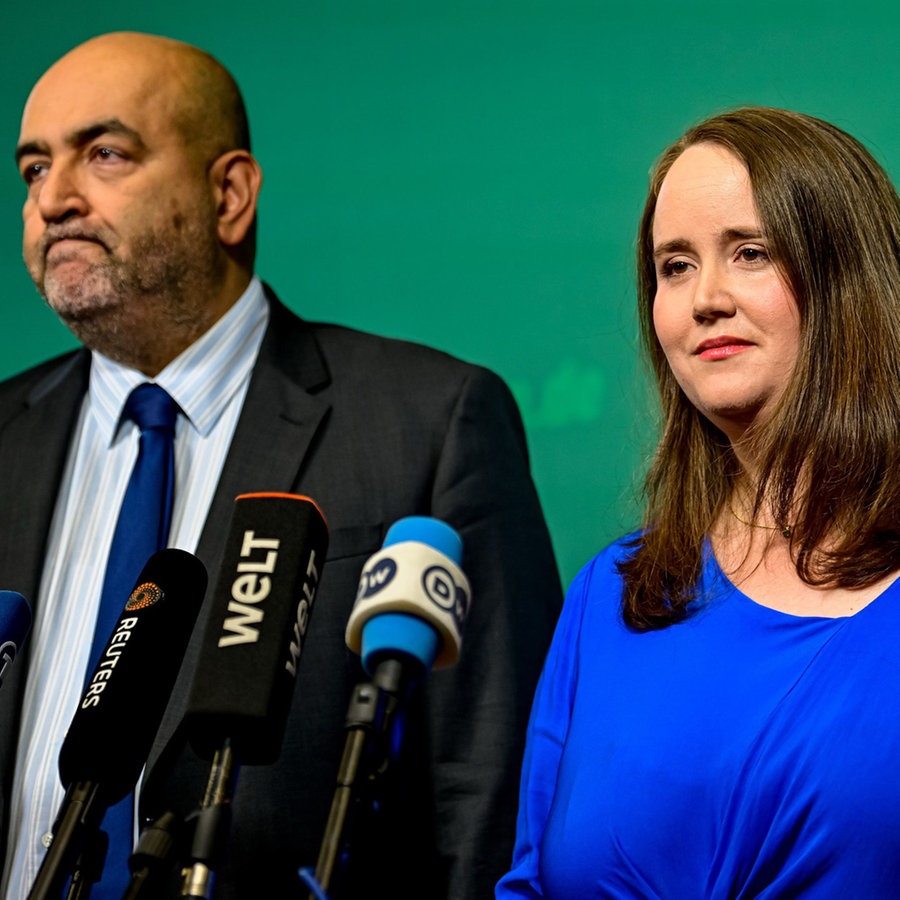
[312,658,420,899]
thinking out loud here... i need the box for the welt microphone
[27,549,208,900]
[0,590,32,689]
[180,492,329,898]
[310,516,471,897]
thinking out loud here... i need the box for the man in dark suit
[1,30,562,899]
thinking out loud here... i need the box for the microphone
[28,548,208,900]
[0,590,32,689]
[179,492,329,898]
[345,516,471,675]
[309,517,471,898]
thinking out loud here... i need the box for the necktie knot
[124,383,177,433]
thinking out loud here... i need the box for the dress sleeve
[495,560,593,898]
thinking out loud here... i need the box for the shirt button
[41,832,53,849]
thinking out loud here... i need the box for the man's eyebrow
[15,118,146,165]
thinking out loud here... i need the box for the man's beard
[32,212,226,370]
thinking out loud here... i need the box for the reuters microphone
[0,590,32,689]
[310,516,471,897]
[28,549,208,900]
[180,492,329,899]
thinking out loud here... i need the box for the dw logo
[357,557,397,599]
[423,565,470,625]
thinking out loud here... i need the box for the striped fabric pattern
[2,278,269,897]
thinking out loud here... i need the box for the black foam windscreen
[184,493,329,765]
[58,548,208,804]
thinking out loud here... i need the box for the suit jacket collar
[193,286,332,568]
[0,287,332,832]
[0,285,331,599]
[144,288,334,791]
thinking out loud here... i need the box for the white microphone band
[346,540,471,668]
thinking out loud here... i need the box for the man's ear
[209,150,263,247]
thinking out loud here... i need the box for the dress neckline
[701,540,900,624]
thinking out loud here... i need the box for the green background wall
[2,0,897,588]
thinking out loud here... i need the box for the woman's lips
[694,337,753,360]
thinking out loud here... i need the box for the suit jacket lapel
[144,291,332,788]
[194,289,332,570]
[0,350,90,823]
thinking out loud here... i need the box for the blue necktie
[84,382,177,897]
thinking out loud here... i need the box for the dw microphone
[345,515,470,675]
[309,516,471,898]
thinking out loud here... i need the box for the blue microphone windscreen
[382,517,462,564]
[0,591,32,648]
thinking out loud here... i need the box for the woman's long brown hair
[621,107,900,629]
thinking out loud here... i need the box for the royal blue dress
[497,538,900,898]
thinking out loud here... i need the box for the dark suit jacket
[0,290,562,898]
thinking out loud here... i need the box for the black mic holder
[27,781,110,900]
[121,810,182,900]
[310,657,422,900]
[179,740,240,899]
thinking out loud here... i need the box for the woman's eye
[739,247,767,263]
[661,260,690,278]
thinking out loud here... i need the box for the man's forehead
[19,67,176,149]
[22,39,184,123]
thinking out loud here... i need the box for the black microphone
[28,548,208,900]
[309,516,471,898]
[0,590,32,689]
[179,492,329,898]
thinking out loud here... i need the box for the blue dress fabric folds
[498,537,900,898]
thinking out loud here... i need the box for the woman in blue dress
[497,107,900,898]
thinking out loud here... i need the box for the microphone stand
[121,811,182,900]
[179,740,240,899]
[310,657,421,900]
[27,781,108,900]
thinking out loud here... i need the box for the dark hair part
[621,106,900,629]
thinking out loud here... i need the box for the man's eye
[94,146,125,162]
[21,162,47,185]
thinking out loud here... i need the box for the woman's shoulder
[563,531,643,615]
[571,530,642,585]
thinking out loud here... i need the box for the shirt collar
[88,277,269,446]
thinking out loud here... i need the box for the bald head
[25,32,250,166]
[16,32,263,375]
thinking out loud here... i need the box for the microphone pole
[178,492,329,899]
[310,516,471,899]
[27,549,207,900]
[310,659,418,899]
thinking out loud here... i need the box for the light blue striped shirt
[2,277,269,897]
